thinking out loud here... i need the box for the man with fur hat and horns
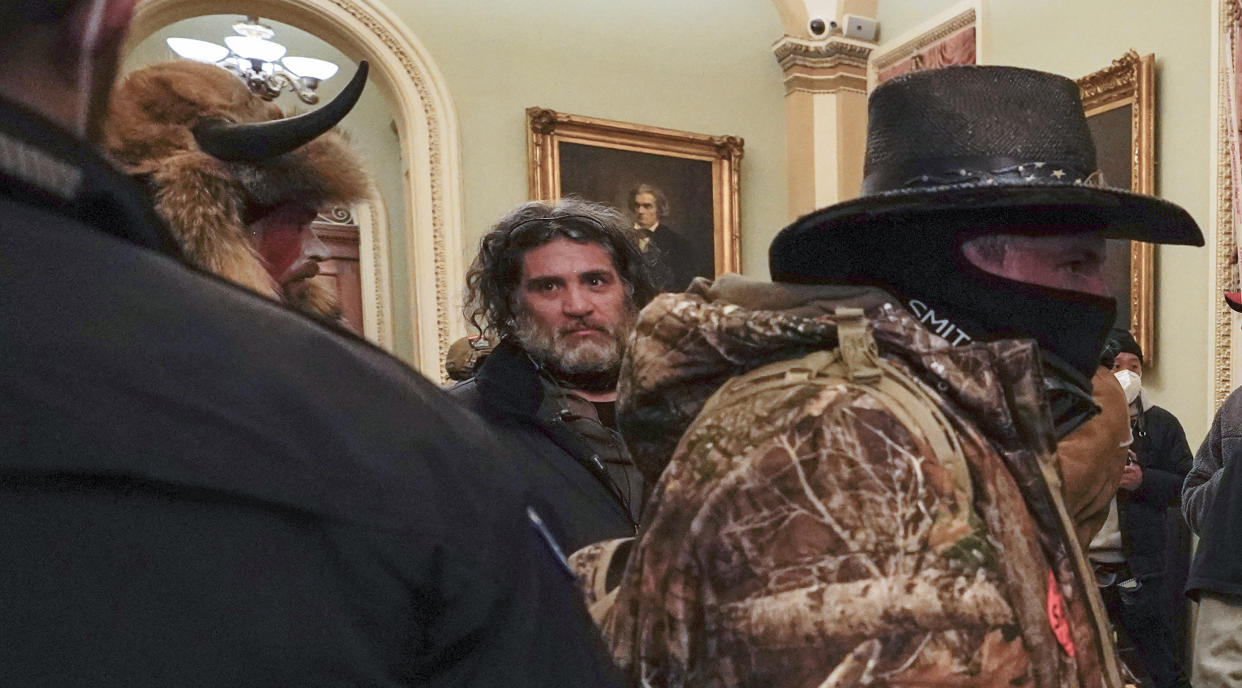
[103,58,371,324]
[580,66,1203,687]
[0,2,624,685]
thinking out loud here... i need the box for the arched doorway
[126,0,465,377]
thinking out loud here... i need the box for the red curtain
[877,26,976,85]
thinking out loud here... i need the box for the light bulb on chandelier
[166,17,341,104]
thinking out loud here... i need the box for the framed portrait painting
[526,107,743,291]
[1077,51,1156,364]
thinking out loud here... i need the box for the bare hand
[1119,462,1143,491]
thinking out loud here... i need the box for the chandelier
[166,17,340,104]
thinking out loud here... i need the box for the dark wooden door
[311,213,364,336]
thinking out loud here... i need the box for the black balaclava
[887,240,1113,437]
[883,239,1115,380]
[831,214,1117,438]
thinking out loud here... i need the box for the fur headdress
[104,60,371,316]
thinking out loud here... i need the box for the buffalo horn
[192,61,369,162]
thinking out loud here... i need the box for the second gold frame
[1077,50,1157,365]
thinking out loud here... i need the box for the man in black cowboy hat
[0,2,623,685]
[771,67,1200,435]
[1183,295,1242,686]
[590,65,1202,687]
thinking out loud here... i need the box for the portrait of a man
[526,107,743,293]
[628,183,698,291]
[557,143,715,292]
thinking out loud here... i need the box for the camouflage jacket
[582,275,1119,688]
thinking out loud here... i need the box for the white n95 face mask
[1113,369,1142,405]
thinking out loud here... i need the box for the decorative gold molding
[772,37,874,64]
[772,37,872,95]
[526,108,743,276]
[1077,51,1157,366]
[1079,50,1143,111]
[128,0,466,376]
[354,196,393,347]
[1215,134,1234,407]
[1217,0,1237,405]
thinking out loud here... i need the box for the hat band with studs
[862,156,1104,195]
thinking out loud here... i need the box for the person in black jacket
[451,199,657,552]
[1089,330,1192,688]
[0,2,622,685]
[1183,292,1242,687]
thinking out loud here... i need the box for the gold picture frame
[1077,50,1156,365]
[526,107,743,279]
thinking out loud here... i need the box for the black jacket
[448,340,642,552]
[1119,405,1192,578]
[644,224,697,292]
[1184,386,1242,599]
[0,98,621,687]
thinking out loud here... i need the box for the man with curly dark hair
[450,198,656,550]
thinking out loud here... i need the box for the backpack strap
[699,308,972,503]
[834,307,881,384]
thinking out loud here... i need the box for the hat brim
[770,181,1203,281]
[1226,292,1242,313]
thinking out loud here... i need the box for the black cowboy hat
[770,65,1203,283]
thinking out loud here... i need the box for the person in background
[0,2,622,685]
[1182,291,1242,688]
[1058,334,1131,552]
[630,182,695,291]
[1089,329,1191,688]
[451,198,656,551]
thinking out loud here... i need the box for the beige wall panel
[786,91,818,217]
[834,88,868,201]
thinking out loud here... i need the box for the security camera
[808,17,837,38]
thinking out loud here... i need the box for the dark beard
[513,308,635,394]
[284,277,348,330]
[542,365,620,394]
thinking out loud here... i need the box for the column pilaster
[773,36,874,218]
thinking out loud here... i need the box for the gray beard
[513,309,634,393]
